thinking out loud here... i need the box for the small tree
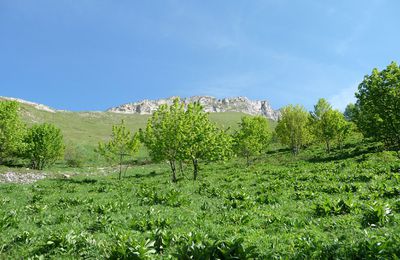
[335,113,353,150]
[141,99,232,182]
[97,120,140,180]
[24,123,64,170]
[181,102,233,180]
[0,101,25,164]
[310,99,351,153]
[354,62,400,152]
[234,116,271,166]
[275,105,311,155]
[140,99,186,182]
[344,103,357,122]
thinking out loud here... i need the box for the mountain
[107,96,281,121]
[0,96,58,113]
[1,96,276,156]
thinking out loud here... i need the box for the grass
[0,139,399,258]
[18,103,265,162]
[1,102,399,258]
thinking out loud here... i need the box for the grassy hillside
[18,103,261,145]
[17,102,275,162]
[0,141,399,258]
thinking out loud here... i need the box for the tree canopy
[141,99,232,182]
[310,98,351,152]
[0,101,25,164]
[234,116,271,165]
[24,123,64,170]
[354,62,400,151]
[275,105,311,155]
[97,120,140,179]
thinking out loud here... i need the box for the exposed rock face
[107,96,281,120]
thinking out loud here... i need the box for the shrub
[24,123,64,170]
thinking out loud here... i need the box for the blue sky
[1,0,399,111]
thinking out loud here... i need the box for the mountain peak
[107,96,281,120]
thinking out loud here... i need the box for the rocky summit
[107,96,281,121]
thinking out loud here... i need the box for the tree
[97,120,140,180]
[335,113,353,150]
[181,102,233,180]
[141,99,232,182]
[309,99,337,152]
[309,99,351,153]
[0,101,25,164]
[310,98,332,120]
[343,103,357,122]
[140,99,186,182]
[275,105,311,155]
[24,123,64,170]
[234,116,271,166]
[354,62,400,152]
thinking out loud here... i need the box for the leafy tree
[24,123,64,170]
[344,103,357,122]
[310,99,351,153]
[310,98,332,120]
[234,116,271,165]
[354,62,400,152]
[140,99,186,182]
[275,105,311,155]
[0,101,25,164]
[181,102,233,180]
[335,111,353,150]
[141,99,232,182]
[97,120,140,180]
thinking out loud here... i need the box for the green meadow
[0,103,399,259]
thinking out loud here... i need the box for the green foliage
[361,202,393,228]
[64,143,86,167]
[140,99,186,182]
[0,101,25,163]
[1,141,400,259]
[234,116,271,165]
[310,99,352,152]
[275,104,311,155]
[141,99,232,181]
[355,62,400,151]
[97,120,140,179]
[181,102,233,179]
[344,103,357,122]
[24,123,64,170]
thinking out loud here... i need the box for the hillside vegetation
[0,141,399,258]
[17,103,260,161]
[0,62,399,259]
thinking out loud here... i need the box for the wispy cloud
[329,84,358,111]
[179,72,270,98]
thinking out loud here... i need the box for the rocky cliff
[107,96,281,121]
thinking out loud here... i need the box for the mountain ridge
[1,95,281,121]
[107,96,281,120]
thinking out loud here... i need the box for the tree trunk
[169,160,177,183]
[192,158,198,180]
[179,161,184,176]
[119,153,123,180]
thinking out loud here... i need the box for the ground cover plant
[0,140,399,259]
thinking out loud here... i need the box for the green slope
[17,103,262,148]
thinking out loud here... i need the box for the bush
[24,123,64,170]
[64,143,86,167]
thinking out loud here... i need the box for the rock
[0,172,46,184]
[107,96,281,120]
